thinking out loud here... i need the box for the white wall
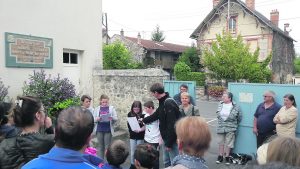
[0,0,102,99]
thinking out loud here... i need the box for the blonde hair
[267,137,300,167]
[180,92,190,99]
[176,116,211,157]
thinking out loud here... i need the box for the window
[63,52,78,64]
[228,16,237,33]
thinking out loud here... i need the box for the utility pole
[102,13,108,45]
[227,0,230,32]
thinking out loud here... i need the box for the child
[143,101,161,169]
[100,140,129,169]
[134,143,159,169]
[127,101,145,169]
[93,94,118,159]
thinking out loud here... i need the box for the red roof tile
[125,36,188,53]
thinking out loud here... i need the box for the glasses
[263,95,272,98]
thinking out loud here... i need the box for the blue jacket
[22,147,103,169]
[168,154,208,169]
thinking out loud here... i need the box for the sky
[103,0,300,53]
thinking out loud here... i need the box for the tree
[178,47,203,72]
[103,41,143,69]
[294,57,300,74]
[203,32,272,83]
[151,25,165,42]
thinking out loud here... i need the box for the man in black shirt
[142,83,180,168]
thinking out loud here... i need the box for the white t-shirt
[144,113,161,143]
[220,103,233,121]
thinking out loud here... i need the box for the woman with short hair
[179,92,199,117]
[166,116,211,169]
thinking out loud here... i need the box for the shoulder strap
[192,105,195,116]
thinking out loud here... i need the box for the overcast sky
[103,0,300,53]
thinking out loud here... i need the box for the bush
[187,72,206,86]
[208,86,225,98]
[23,70,77,117]
[174,62,191,80]
[48,98,80,120]
[174,62,205,86]
[0,79,9,101]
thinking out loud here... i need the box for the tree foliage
[174,62,206,86]
[103,41,143,69]
[151,25,165,42]
[203,32,272,83]
[178,47,203,72]
[294,57,300,74]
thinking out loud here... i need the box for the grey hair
[264,90,276,101]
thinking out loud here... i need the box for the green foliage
[174,62,206,86]
[208,86,226,98]
[48,97,80,119]
[23,70,77,115]
[103,41,143,69]
[294,57,300,74]
[143,56,155,67]
[179,47,203,72]
[203,32,271,83]
[151,25,165,42]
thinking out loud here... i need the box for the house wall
[93,68,169,130]
[0,0,102,99]
[198,3,272,61]
[152,51,179,70]
[271,32,295,83]
[110,35,146,63]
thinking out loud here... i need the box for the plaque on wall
[5,32,53,68]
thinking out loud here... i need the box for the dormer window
[228,16,237,33]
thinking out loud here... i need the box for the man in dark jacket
[142,83,180,168]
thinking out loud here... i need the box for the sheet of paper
[127,117,141,131]
[100,113,111,122]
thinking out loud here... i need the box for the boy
[100,140,129,169]
[134,143,159,169]
[143,101,161,169]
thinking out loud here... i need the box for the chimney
[120,29,124,37]
[270,9,279,27]
[213,0,220,8]
[284,23,290,35]
[246,0,255,10]
[137,32,141,44]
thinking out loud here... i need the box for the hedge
[174,62,205,86]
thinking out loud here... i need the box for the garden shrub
[208,86,226,98]
[0,78,9,101]
[174,62,205,86]
[48,97,80,121]
[23,70,77,118]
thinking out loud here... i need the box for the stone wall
[93,68,169,131]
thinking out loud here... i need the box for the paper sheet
[127,117,141,131]
[100,113,111,122]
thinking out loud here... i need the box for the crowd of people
[0,83,299,169]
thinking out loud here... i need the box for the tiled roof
[125,36,189,53]
[190,0,294,41]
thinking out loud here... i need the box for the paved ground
[111,99,251,169]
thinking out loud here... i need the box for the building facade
[111,31,188,73]
[0,0,102,98]
[191,0,295,83]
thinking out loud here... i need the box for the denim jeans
[130,139,144,164]
[163,143,179,168]
[96,131,112,159]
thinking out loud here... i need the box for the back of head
[267,137,300,167]
[150,83,164,94]
[13,96,42,127]
[176,116,211,156]
[55,106,94,150]
[134,143,159,169]
[243,162,299,169]
[143,101,154,109]
[106,140,129,167]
